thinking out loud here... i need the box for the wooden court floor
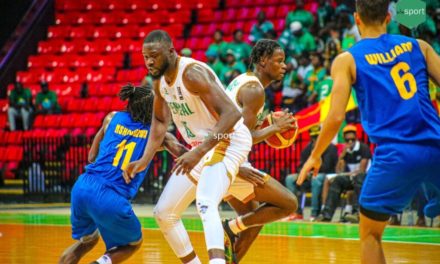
[0,214,440,263]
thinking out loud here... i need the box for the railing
[18,127,370,202]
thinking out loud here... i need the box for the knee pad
[196,198,219,221]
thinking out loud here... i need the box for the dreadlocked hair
[119,83,154,125]
[248,39,282,71]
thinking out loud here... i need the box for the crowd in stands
[8,80,61,131]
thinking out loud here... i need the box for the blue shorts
[360,141,440,215]
[71,174,142,250]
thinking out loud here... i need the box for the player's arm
[239,83,294,144]
[184,64,241,155]
[170,64,241,175]
[123,80,171,183]
[297,52,354,185]
[88,111,116,163]
[417,39,440,86]
[162,132,189,157]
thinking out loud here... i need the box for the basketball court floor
[0,205,439,263]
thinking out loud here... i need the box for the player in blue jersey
[59,84,187,264]
[296,0,440,263]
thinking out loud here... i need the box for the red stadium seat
[55,0,83,11]
[264,6,277,19]
[97,97,113,112]
[223,9,238,21]
[277,5,291,18]
[47,26,71,39]
[92,12,117,25]
[0,114,6,129]
[6,146,23,162]
[111,97,126,111]
[198,9,215,23]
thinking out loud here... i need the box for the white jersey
[159,57,242,148]
[225,73,266,127]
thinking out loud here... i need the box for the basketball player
[222,39,299,263]
[59,84,184,264]
[123,30,253,264]
[297,1,440,263]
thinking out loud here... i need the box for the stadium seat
[197,9,214,23]
[6,146,23,162]
[264,6,277,19]
[277,5,291,18]
[47,26,71,39]
[92,12,116,25]
[223,9,238,21]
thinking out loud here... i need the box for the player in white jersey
[123,30,252,264]
[222,39,299,263]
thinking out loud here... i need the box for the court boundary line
[1,221,439,246]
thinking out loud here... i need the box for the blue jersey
[85,111,151,199]
[348,34,440,144]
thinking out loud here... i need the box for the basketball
[261,111,298,149]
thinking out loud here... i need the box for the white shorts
[187,123,255,202]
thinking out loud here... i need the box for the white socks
[186,256,202,264]
[96,255,112,264]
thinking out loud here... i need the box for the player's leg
[227,198,261,262]
[60,176,99,264]
[59,230,100,264]
[196,163,232,263]
[359,143,428,264]
[228,177,297,230]
[359,209,389,264]
[91,186,144,264]
[153,172,198,263]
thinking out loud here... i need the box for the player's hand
[171,149,203,176]
[123,160,146,184]
[238,167,267,187]
[272,109,297,133]
[296,156,322,186]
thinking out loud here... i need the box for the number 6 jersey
[348,34,440,144]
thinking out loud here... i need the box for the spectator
[279,22,316,56]
[318,125,372,222]
[7,81,32,131]
[285,0,315,29]
[225,29,252,62]
[205,48,225,77]
[249,11,274,44]
[316,0,334,29]
[79,81,89,99]
[304,52,326,104]
[35,81,61,114]
[339,13,361,50]
[181,48,192,58]
[219,49,246,85]
[313,69,333,103]
[282,61,306,113]
[207,30,228,58]
[323,23,342,68]
[265,80,283,111]
[285,126,338,220]
[265,29,278,40]
[297,52,313,80]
